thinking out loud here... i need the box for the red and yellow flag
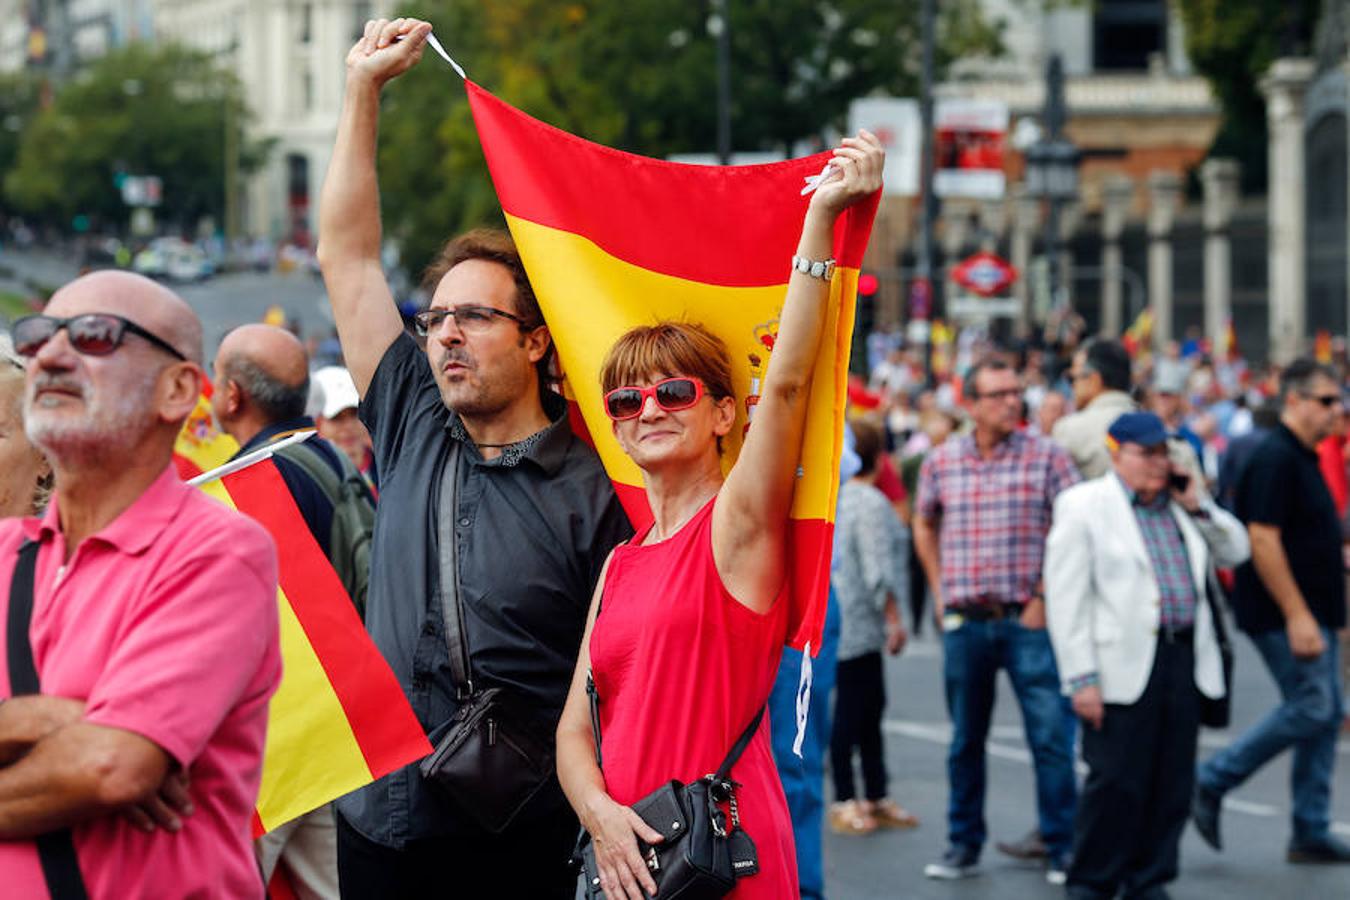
[196,457,430,835]
[466,82,879,651]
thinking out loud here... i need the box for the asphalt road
[0,248,336,361]
[823,626,1350,899]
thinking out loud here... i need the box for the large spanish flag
[195,453,430,834]
[466,82,879,650]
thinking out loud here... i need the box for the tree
[3,43,268,233]
[1176,0,1321,193]
[0,70,44,209]
[374,0,1004,281]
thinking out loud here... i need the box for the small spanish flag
[196,455,430,835]
[172,383,238,480]
[465,82,879,651]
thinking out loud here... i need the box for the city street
[4,248,1348,899]
[824,627,1350,899]
[0,247,336,359]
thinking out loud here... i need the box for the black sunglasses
[1302,392,1343,408]
[12,313,187,362]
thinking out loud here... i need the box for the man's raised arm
[317,17,432,397]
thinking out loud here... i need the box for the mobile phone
[1168,471,1190,493]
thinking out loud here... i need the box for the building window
[1092,0,1167,72]
[301,66,314,112]
[298,2,313,44]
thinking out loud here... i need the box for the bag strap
[713,705,765,782]
[436,442,473,697]
[275,436,344,502]
[8,541,89,900]
[585,665,763,783]
[586,672,602,769]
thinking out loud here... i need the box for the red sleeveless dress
[589,496,798,898]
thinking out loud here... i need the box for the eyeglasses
[1068,370,1093,382]
[412,305,533,337]
[603,377,706,420]
[971,388,1022,402]
[12,313,187,362]
[1301,392,1343,408]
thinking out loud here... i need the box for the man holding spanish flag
[318,17,632,898]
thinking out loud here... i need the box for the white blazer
[1045,474,1250,705]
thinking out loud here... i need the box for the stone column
[1200,158,1241,352]
[1261,58,1315,363]
[1058,200,1082,313]
[1100,174,1134,336]
[1147,170,1182,349]
[1011,186,1040,337]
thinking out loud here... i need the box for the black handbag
[576,674,761,899]
[1199,566,1235,729]
[8,541,89,900]
[417,444,555,833]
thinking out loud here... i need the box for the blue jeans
[1197,627,1344,842]
[770,593,840,900]
[942,618,1077,857]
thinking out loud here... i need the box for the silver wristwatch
[792,254,836,281]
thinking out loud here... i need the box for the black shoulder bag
[576,673,762,899]
[418,443,556,833]
[8,541,89,900]
[1199,565,1235,729]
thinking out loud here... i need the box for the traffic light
[851,272,879,376]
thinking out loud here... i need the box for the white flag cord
[791,641,813,758]
[424,32,466,79]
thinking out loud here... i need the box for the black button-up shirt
[1233,423,1346,634]
[337,333,632,846]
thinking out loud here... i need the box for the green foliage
[375,0,1003,280]
[3,43,265,231]
[0,71,44,199]
[1176,0,1320,192]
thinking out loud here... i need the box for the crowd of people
[0,14,1345,900]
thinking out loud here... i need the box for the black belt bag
[419,685,554,834]
[576,675,762,899]
[418,443,554,833]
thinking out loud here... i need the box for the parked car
[133,237,214,282]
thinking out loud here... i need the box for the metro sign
[951,251,1018,297]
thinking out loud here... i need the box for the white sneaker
[923,846,980,879]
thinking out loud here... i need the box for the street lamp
[1022,54,1080,314]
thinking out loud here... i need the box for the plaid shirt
[1124,479,1197,629]
[1067,480,1201,694]
[916,430,1080,608]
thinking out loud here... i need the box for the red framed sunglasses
[603,377,706,421]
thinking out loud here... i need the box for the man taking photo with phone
[1046,411,1249,899]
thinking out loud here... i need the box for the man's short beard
[26,368,161,468]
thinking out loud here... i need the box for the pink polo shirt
[0,465,281,899]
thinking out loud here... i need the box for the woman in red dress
[556,132,884,899]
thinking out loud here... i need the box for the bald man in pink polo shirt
[0,271,281,898]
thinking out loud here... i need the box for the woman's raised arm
[712,132,884,612]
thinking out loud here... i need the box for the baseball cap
[312,366,360,419]
[1107,411,1169,449]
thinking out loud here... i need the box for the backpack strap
[274,436,344,502]
[8,541,89,900]
[713,706,766,782]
